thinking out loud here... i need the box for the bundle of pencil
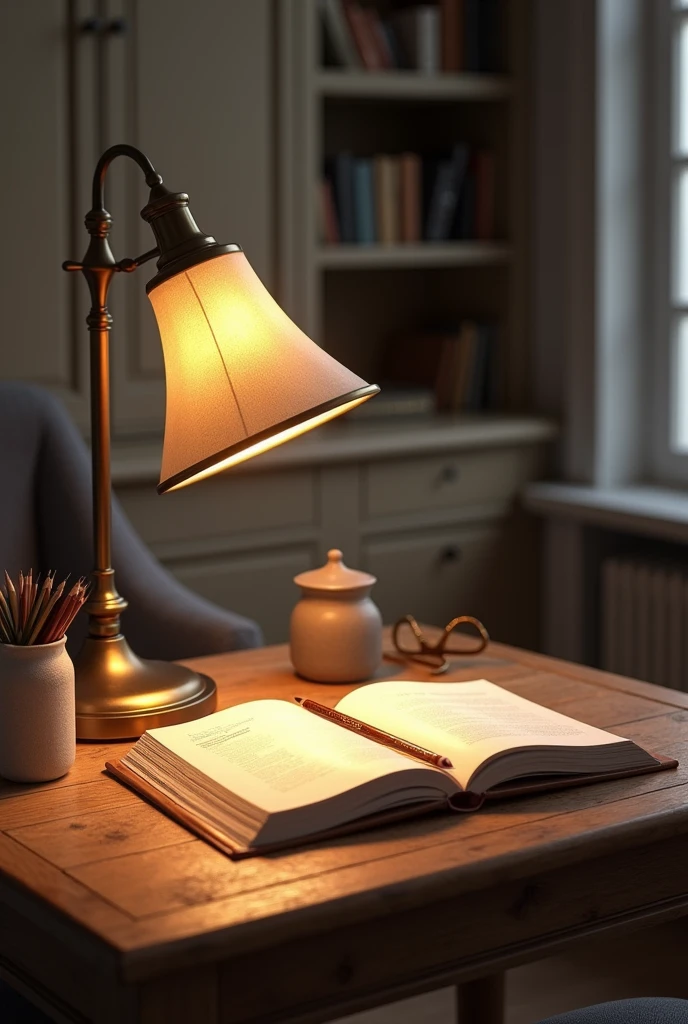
[0,570,89,646]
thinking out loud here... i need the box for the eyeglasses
[390,614,490,675]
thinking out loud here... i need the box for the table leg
[456,973,505,1024]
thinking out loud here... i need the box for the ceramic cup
[0,637,76,782]
[290,549,383,683]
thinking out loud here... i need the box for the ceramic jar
[0,638,76,782]
[290,549,383,683]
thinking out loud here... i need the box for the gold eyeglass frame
[390,613,490,675]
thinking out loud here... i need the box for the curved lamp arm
[90,143,162,212]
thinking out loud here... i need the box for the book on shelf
[323,145,494,247]
[374,154,401,244]
[440,0,463,72]
[425,143,469,241]
[353,158,376,244]
[390,5,441,74]
[319,0,504,74]
[383,320,500,413]
[343,0,386,70]
[106,678,677,859]
[320,0,361,69]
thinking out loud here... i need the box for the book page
[336,680,629,790]
[145,699,439,813]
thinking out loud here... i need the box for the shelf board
[316,70,512,102]
[317,242,512,270]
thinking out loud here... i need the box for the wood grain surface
[2,635,688,1023]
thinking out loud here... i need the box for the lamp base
[74,635,217,740]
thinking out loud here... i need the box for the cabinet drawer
[363,523,501,627]
[166,545,316,644]
[117,469,316,547]
[363,447,541,521]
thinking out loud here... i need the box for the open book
[106,679,676,858]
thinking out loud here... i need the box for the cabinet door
[107,0,275,436]
[363,524,502,629]
[0,1,90,426]
[166,545,316,644]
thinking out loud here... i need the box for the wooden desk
[1,640,688,1024]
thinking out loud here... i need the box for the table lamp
[64,144,379,740]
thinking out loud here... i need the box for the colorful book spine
[343,1,385,70]
[320,0,361,68]
[353,159,376,244]
[374,155,400,244]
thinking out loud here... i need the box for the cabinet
[115,416,555,646]
[0,0,273,436]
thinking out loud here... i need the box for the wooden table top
[2,638,688,1023]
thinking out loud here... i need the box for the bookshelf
[278,0,532,411]
[315,70,513,101]
[317,241,512,269]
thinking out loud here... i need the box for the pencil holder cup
[0,638,75,782]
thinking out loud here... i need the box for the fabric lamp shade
[148,251,378,494]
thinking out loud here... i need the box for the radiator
[601,556,687,689]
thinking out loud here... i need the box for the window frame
[650,0,688,482]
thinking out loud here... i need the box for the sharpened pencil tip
[294,696,304,704]
[440,757,453,769]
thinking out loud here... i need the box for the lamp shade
[148,251,378,493]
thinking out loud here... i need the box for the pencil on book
[294,696,454,769]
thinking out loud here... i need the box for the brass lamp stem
[63,145,217,740]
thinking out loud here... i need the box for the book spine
[463,0,480,72]
[380,20,406,69]
[428,144,469,241]
[320,0,361,68]
[399,152,421,243]
[333,152,356,243]
[374,155,400,244]
[320,178,341,245]
[454,156,476,240]
[343,1,384,70]
[417,6,440,74]
[365,7,394,69]
[353,158,376,244]
[440,0,463,72]
[475,150,495,240]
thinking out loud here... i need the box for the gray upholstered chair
[538,998,688,1022]
[0,381,262,658]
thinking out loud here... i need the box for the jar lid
[294,549,376,592]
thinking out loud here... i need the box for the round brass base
[74,634,217,740]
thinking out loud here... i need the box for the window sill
[524,482,688,543]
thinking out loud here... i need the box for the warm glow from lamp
[149,251,378,494]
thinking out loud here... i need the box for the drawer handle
[439,464,460,486]
[79,17,128,34]
[439,545,461,566]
